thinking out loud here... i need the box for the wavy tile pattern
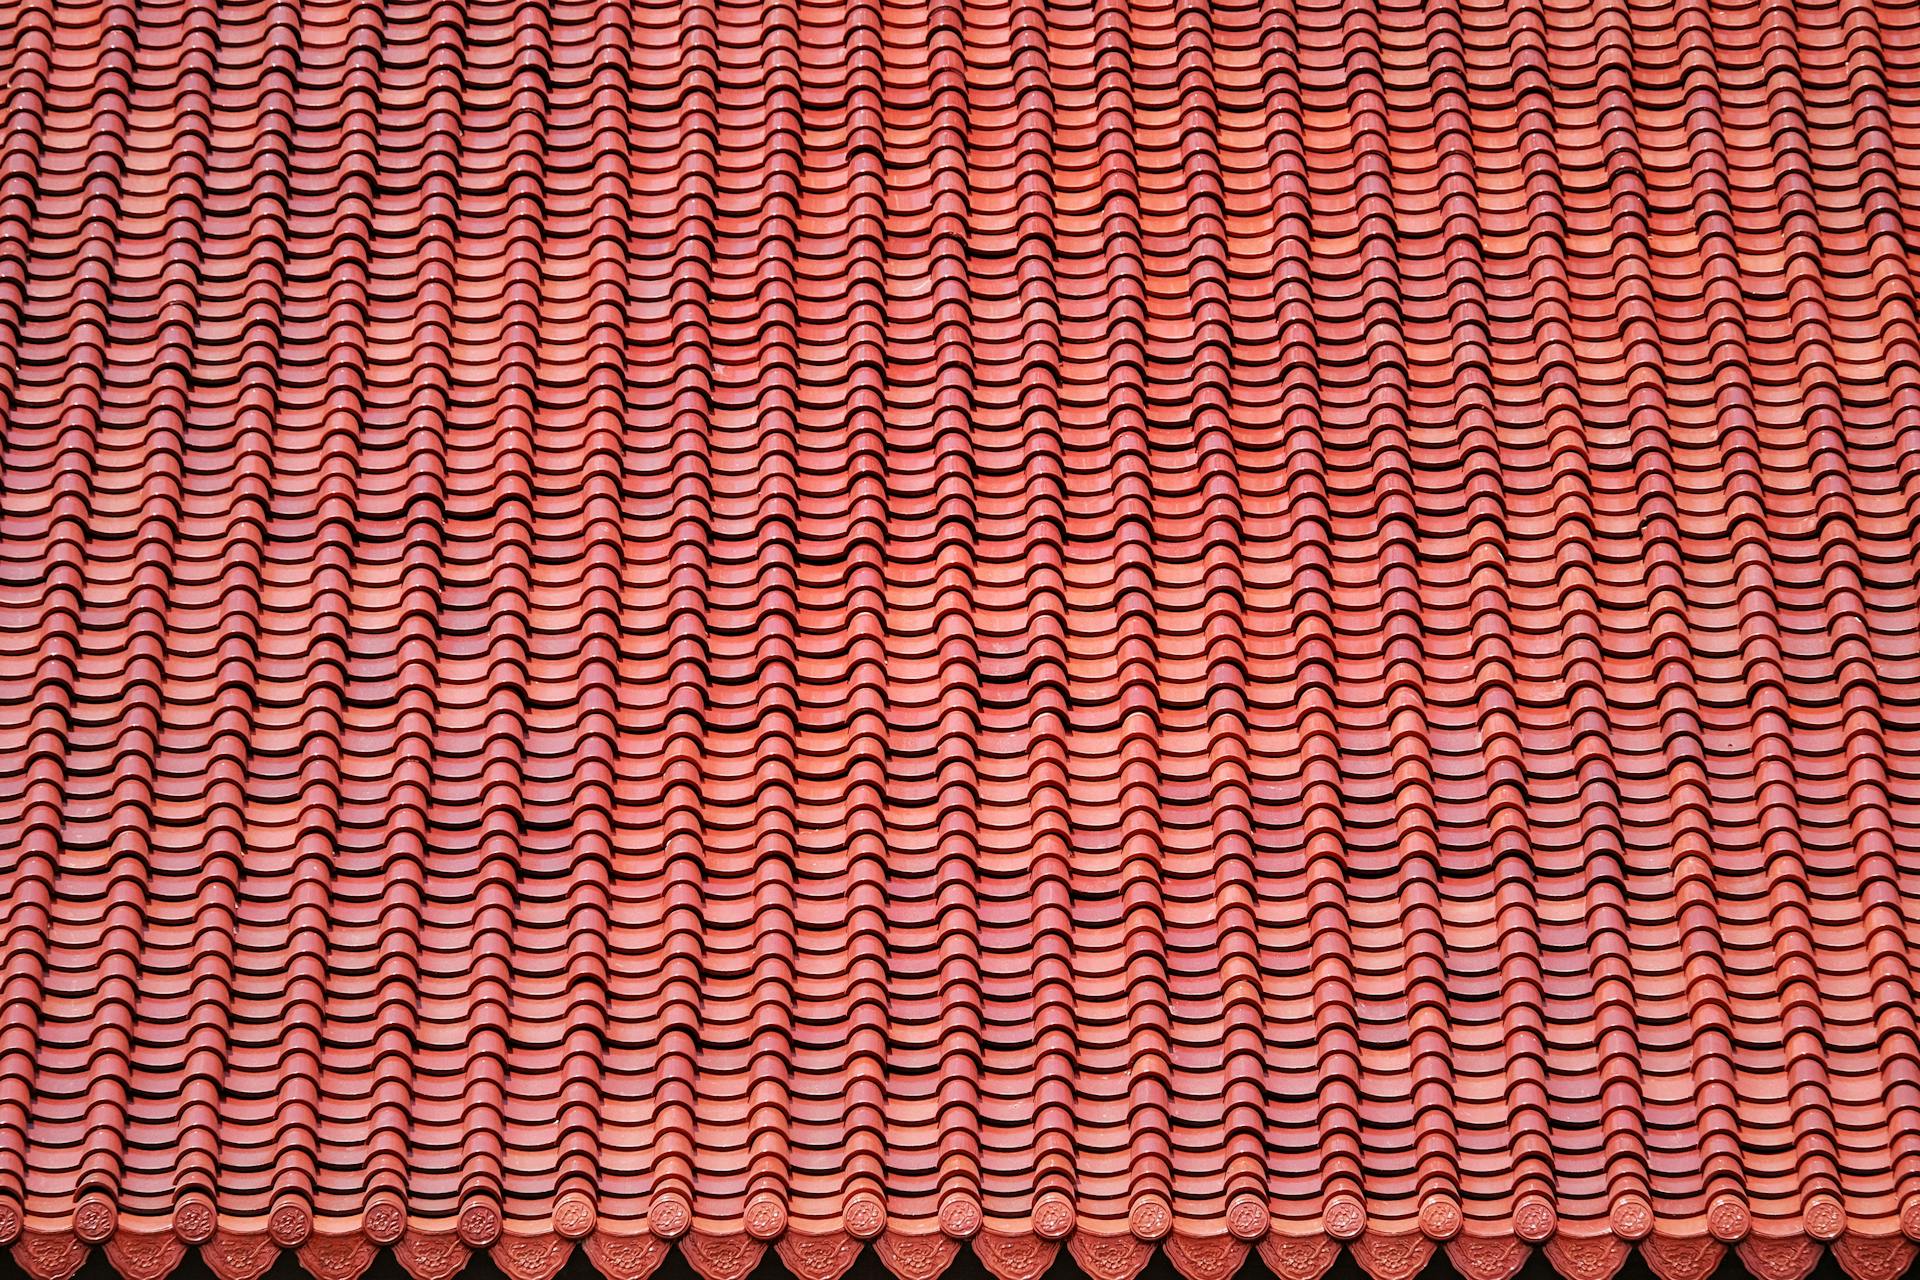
[2,0,1920,1277]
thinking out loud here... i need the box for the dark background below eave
[6,1237,1916,1280]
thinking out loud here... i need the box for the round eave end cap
[1513,1196,1557,1245]
[1128,1196,1172,1243]
[649,1195,692,1241]
[363,1192,407,1247]
[1803,1195,1845,1243]
[553,1192,597,1241]
[1900,1195,1920,1243]
[74,1192,118,1245]
[744,1195,788,1242]
[458,1201,502,1249]
[1418,1197,1463,1242]
[1706,1195,1750,1244]
[1323,1195,1366,1243]
[175,1192,219,1246]
[1033,1193,1075,1242]
[1608,1195,1653,1242]
[843,1192,886,1242]
[1226,1195,1270,1242]
[269,1200,314,1249]
[938,1196,982,1241]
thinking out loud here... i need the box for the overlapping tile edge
[6,0,1920,1268]
[12,1209,1920,1280]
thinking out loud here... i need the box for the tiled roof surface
[4,0,1920,1279]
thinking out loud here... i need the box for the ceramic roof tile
[3,0,1920,1279]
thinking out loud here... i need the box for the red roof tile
[3,0,1920,1278]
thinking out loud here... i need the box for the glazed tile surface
[3,0,1920,1277]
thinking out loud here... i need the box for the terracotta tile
[3,0,1920,1277]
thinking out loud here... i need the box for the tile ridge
[1594,0,1748,1236]
[0,0,135,1241]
